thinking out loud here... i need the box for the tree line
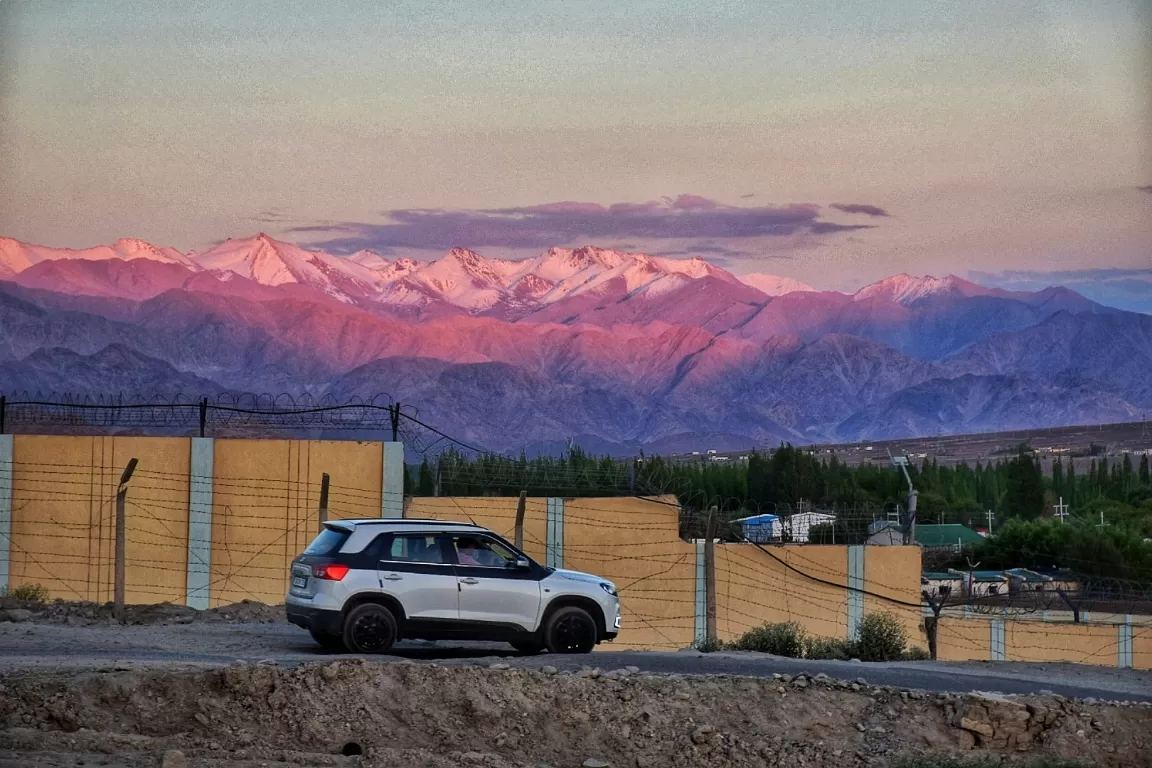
[408,445,1151,526]
[404,444,1152,579]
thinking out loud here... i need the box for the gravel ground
[2,618,1151,703]
[2,657,1152,768]
[3,602,1152,768]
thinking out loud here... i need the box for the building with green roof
[867,522,986,550]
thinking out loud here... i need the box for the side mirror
[514,557,531,569]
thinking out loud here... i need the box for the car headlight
[600,582,618,597]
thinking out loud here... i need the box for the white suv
[286,519,621,654]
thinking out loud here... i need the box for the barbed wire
[0,391,484,457]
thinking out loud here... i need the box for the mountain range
[1,233,1148,454]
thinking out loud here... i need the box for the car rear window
[304,527,351,555]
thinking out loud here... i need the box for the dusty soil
[1,660,1151,768]
[0,598,285,627]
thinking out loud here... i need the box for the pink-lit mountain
[0,233,1147,453]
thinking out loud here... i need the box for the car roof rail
[335,518,481,528]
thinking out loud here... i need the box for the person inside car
[456,537,484,566]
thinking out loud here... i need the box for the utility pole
[922,589,946,660]
[985,509,994,536]
[963,555,981,600]
[890,452,918,546]
[1054,497,1069,523]
[514,490,527,550]
[198,397,208,438]
[704,506,718,646]
[318,473,330,533]
[389,403,401,443]
[114,458,139,625]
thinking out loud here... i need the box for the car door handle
[382,573,403,581]
[459,577,479,585]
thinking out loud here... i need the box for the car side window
[452,534,518,567]
[380,534,447,564]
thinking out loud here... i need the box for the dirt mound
[1,661,1150,767]
[0,599,285,627]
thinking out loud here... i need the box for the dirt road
[2,619,1151,703]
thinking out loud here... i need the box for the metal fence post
[318,472,330,532]
[114,458,138,624]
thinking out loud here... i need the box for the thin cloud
[292,195,879,254]
[830,203,890,217]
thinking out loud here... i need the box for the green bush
[901,646,932,661]
[804,635,857,660]
[729,621,806,657]
[0,583,49,604]
[855,611,907,661]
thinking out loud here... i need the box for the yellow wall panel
[936,618,992,661]
[295,440,384,553]
[1005,622,1118,666]
[865,545,927,651]
[563,496,696,651]
[9,436,111,602]
[1132,626,1152,671]
[715,544,848,642]
[111,437,190,605]
[209,439,296,607]
[207,439,385,607]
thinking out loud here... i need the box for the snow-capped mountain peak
[853,273,989,304]
[0,235,197,276]
[347,249,391,271]
[192,233,386,302]
[737,273,816,297]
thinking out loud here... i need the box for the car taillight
[312,564,350,581]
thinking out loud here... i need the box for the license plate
[292,576,308,588]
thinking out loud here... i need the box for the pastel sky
[0,0,1148,293]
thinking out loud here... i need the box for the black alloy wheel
[342,603,398,654]
[543,606,597,654]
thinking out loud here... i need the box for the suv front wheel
[542,606,598,654]
[342,603,398,654]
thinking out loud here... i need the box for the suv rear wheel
[342,603,398,654]
[542,606,597,654]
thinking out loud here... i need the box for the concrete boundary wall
[0,434,11,593]
[3,433,1150,668]
[694,540,706,645]
[847,544,864,640]
[185,438,214,610]
[381,442,404,518]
